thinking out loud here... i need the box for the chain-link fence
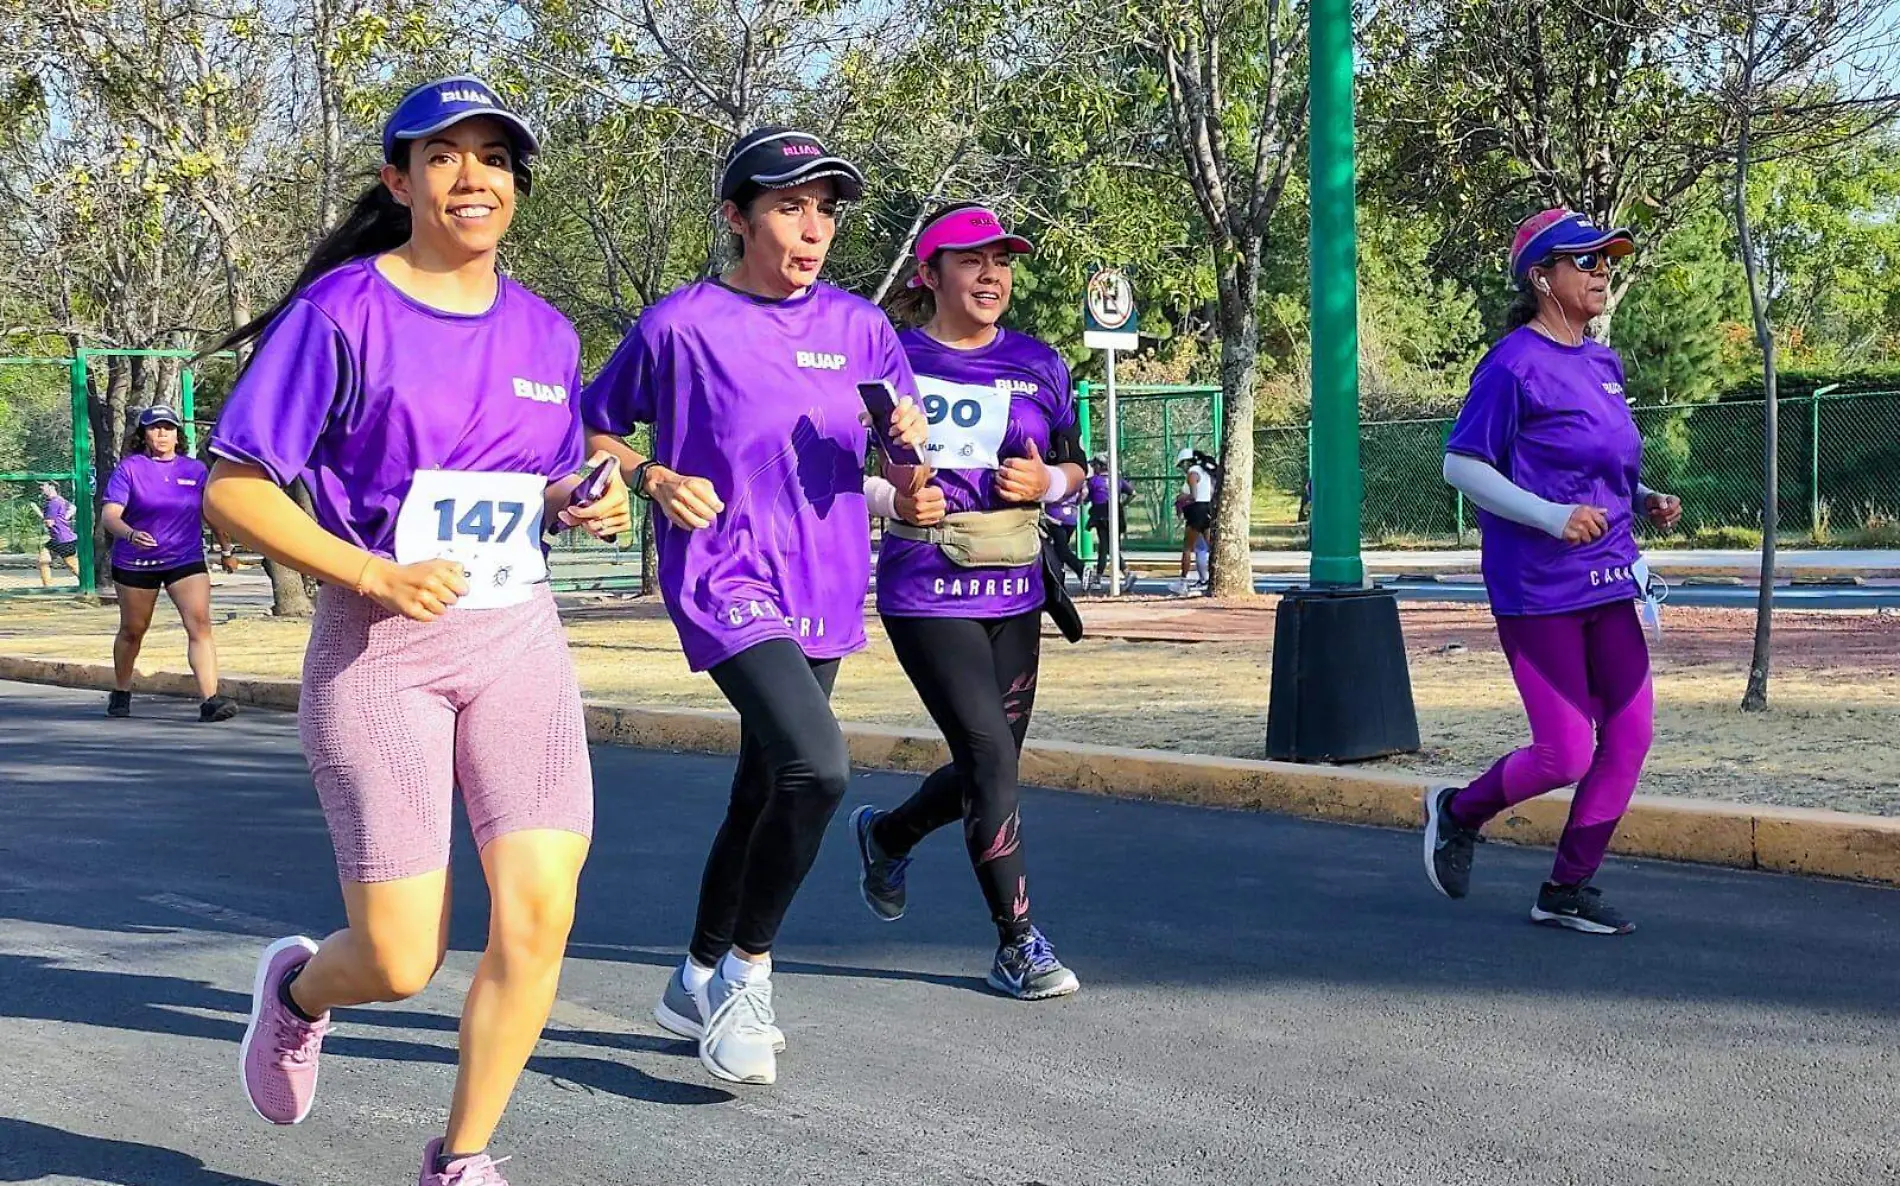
[0,357,84,594]
[1250,389,1900,549]
[1077,384,1223,553]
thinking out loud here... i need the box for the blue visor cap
[138,404,182,429]
[1511,212,1636,279]
[383,76,540,194]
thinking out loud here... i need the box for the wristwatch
[629,459,659,501]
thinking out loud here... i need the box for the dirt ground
[2,587,1895,815]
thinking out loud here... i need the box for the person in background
[1171,447,1214,596]
[37,480,80,587]
[1084,457,1134,592]
[99,405,237,722]
[1044,482,1085,587]
[1424,207,1681,936]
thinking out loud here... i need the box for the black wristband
[629,459,658,501]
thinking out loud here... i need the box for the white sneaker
[699,970,779,1085]
[1168,579,1191,596]
[656,960,784,1052]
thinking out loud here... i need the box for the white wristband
[1038,463,1071,505]
[864,475,899,520]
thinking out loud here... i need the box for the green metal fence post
[1076,381,1094,563]
[1810,384,1837,541]
[181,368,197,456]
[70,352,96,596]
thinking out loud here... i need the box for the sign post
[1084,268,1138,596]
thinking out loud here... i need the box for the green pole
[70,352,96,596]
[180,368,197,456]
[1307,0,1364,588]
[1810,383,1837,539]
[1077,381,1094,563]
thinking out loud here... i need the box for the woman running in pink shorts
[203,77,630,1185]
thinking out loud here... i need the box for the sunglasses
[1545,251,1613,274]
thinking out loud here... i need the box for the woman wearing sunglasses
[1422,208,1681,936]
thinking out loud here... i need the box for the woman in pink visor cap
[852,202,1086,999]
[1424,207,1682,936]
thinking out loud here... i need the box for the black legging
[1086,505,1128,574]
[690,638,848,967]
[874,611,1041,944]
[1047,522,1084,582]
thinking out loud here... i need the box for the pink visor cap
[1510,207,1635,279]
[907,206,1034,287]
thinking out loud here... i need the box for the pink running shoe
[418,1138,514,1185]
[238,935,329,1125]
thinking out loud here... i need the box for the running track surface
[2,678,1896,1186]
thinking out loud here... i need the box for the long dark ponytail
[1505,278,1541,330]
[207,175,412,356]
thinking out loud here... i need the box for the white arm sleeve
[864,475,899,520]
[1442,453,1574,540]
[1635,480,1656,510]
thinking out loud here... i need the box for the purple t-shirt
[1446,327,1643,616]
[43,496,77,544]
[1046,487,1082,528]
[103,454,208,570]
[581,280,916,671]
[877,328,1075,620]
[209,258,585,565]
[1086,474,1133,507]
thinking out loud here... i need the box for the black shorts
[114,560,208,590]
[45,539,77,560]
[1184,503,1214,533]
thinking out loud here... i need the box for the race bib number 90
[394,469,548,610]
[917,375,1012,471]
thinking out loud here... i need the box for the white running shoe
[699,970,779,1085]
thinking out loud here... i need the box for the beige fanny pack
[885,507,1043,569]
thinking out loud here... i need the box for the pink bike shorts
[299,584,594,883]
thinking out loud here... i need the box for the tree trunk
[639,503,657,597]
[257,481,317,618]
[1734,19,1775,713]
[1209,275,1260,599]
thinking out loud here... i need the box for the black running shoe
[1422,784,1481,900]
[1531,882,1635,935]
[106,690,131,718]
[850,805,909,922]
[200,694,239,723]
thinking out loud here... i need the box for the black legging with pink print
[872,611,1041,944]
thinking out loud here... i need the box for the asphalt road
[2,678,1897,1185]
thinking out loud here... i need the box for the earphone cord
[1532,278,1579,346]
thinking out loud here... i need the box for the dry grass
[3,590,1896,815]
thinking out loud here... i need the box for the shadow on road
[0,1117,277,1185]
[0,954,730,1107]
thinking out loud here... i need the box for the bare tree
[1695,0,1900,710]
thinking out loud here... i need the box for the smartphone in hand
[858,381,923,466]
[566,454,620,543]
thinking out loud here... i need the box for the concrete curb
[7,652,1898,887]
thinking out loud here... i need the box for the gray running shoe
[655,961,783,1051]
[987,927,1079,1000]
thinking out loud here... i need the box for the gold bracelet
[352,555,375,596]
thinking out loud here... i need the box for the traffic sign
[1083,268,1139,350]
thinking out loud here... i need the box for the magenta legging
[1448,599,1655,885]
